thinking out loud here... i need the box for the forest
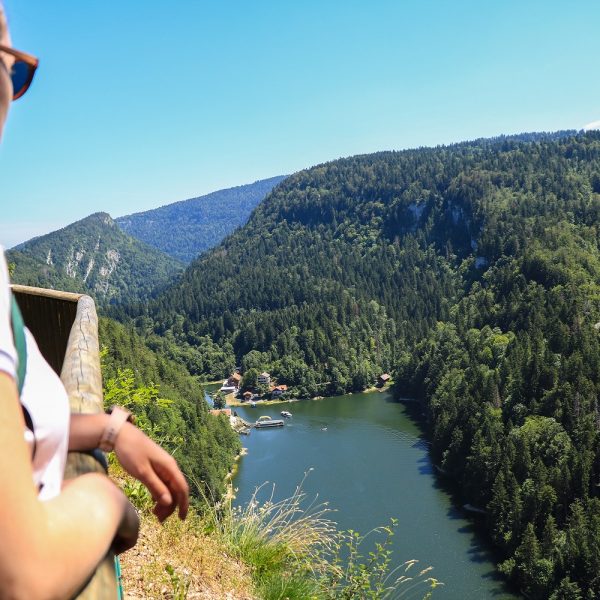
[8,212,183,305]
[115,176,286,263]
[99,317,241,501]
[116,130,600,597]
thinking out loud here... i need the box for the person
[0,6,189,599]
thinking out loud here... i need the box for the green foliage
[321,520,442,599]
[122,478,153,513]
[8,212,183,306]
[390,132,600,597]
[104,368,178,445]
[205,480,440,599]
[549,577,583,600]
[116,176,286,263]
[241,367,259,391]
[212,391,227,410]
[164,563,191,600]
[99,316,241,500]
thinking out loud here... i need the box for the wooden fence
[12,284,124,600]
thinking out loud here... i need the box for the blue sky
[1,0,599,247]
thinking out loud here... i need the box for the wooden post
[12,286,127,600]
[62,294,118,600]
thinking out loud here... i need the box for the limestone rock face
[8,212,183,305]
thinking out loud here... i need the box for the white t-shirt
[21,328,70,500]
[0,247,70,500]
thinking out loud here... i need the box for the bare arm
[0,374,136,600]
[68,411,109,450]
[70,413,189,522]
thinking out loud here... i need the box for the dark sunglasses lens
[11,60,34,99]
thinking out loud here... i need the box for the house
[271,384,288,398]
[377,374,391,387]
[242,391,253,402]
[258,372,271,385]
[227,372,242,388]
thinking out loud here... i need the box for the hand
[113,423,189,522]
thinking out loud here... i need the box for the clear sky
[1,0,599,247]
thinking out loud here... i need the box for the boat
[255,415,284,428]
[281,410,292,418]
[249,401,257,407]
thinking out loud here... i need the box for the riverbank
[231,389,519,599]
[226,383,391,408]
[223,447,249,502]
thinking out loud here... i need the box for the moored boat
[255,415,284,428]
[281,410,292,418]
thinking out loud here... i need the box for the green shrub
[201,475,441,599]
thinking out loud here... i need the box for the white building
[258,371,271,385]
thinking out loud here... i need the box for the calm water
[232,391,520,600]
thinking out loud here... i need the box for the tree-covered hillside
[99,317,240,499]
[116,176,287,263]
[8,212,183,305]
[124,130,600,597]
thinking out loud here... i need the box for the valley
[233,391,520,599]
[10,130,600,598]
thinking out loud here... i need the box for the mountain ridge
[8,212,183,305]
[132,129,600,597]
[116,175,287,263]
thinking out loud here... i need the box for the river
[230,390,520,599]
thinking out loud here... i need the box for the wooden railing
[12,285,122,600]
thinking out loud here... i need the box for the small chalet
[377,373,391,387]
[227,372,242,388]
[258,372,271,385]
[242,391,253,402]
[271,384,288,398]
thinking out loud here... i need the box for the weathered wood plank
[11,284,83,302]
[60,295,104,414]
[12,286,80,376]
[61,294,118,600]
[14,287,123,600]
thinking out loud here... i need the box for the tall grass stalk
[195,473,442,599]
[202,473,338,579]
[321,521,443,599]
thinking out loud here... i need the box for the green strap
[114,556,124,599]
[10,295,27,396]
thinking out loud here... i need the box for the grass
[201,472,442,599]
[203,476,335,593]
[114,464,442,599]
[112,464,256,599]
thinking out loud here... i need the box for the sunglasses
[0,44,39,100]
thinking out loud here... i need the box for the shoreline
[223,447,248,502]
[200,379,225,387]
[226,384,391,408]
